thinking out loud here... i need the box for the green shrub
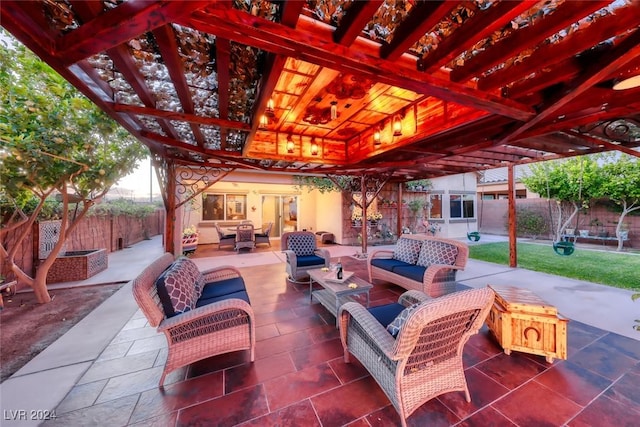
[507,206,549,239]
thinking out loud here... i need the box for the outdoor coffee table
[308,268,373,327]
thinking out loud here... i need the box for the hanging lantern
[286,134,294,153]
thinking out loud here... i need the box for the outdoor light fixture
[286,134,294,153]
[310,138,319,156]
[373,127,381,145]
[265,97,275,117]
[612,74,640,90]
[259,114,269,129]
[330,101,338,120]
[393,114,403,136]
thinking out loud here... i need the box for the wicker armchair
[339,287,494,427]
[132,253,255,386]
[281,231,330,283]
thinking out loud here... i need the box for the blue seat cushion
[196,290,251,306]
[199,277,246,300]
[296,254,325,267]
[391,265,427,283]
[370,258,409,272]
[367,303,405,328]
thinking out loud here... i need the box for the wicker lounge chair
[281,231,330,283]
[339,287,494,427]
[132,253,255,386]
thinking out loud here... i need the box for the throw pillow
[392,237,422,264]
[287,234,316,256]
[173,256,205,295]
[386,303,421,338]
[156,260,201,317]
[416,240,458,267]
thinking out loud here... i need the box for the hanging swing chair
[553,240,575,256]
[467,231,481,241]
[546,157,583,257]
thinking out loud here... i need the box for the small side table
[486,285,568,363]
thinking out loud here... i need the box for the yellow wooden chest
[486,285,568,363]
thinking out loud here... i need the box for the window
[450,194,475,219]
[428,194,442,219]
[202,193,247,221]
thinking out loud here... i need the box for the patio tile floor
[41,248,640,427]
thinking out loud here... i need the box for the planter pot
[47,249,108,283]
[579,230,589,237]
[182,233,199,253]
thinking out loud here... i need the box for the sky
[110,156,160,201]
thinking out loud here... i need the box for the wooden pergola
[2,1,639,263]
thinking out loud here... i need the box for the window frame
[202,192,248,221]
[449,193,476,220]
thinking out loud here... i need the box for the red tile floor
[49,245,640,426]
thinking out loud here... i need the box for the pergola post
[508,164,517,267]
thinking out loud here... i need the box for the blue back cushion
[392,238,422,264]
[288,234,316,256]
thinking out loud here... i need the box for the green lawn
[468,242,640,290]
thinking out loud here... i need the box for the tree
[596,154,640,251]
[521,156,601,242]
[0,32,147,303]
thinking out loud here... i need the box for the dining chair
[235,224,256,251]
[214,223,236,250]
[255,222,273,247]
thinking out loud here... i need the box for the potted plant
[351,212,362,227]
[619,222,630,240]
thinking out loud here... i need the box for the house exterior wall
[181,170,480,246]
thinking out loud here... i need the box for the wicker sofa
[368,234,469,297]
[132,253,255,386]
